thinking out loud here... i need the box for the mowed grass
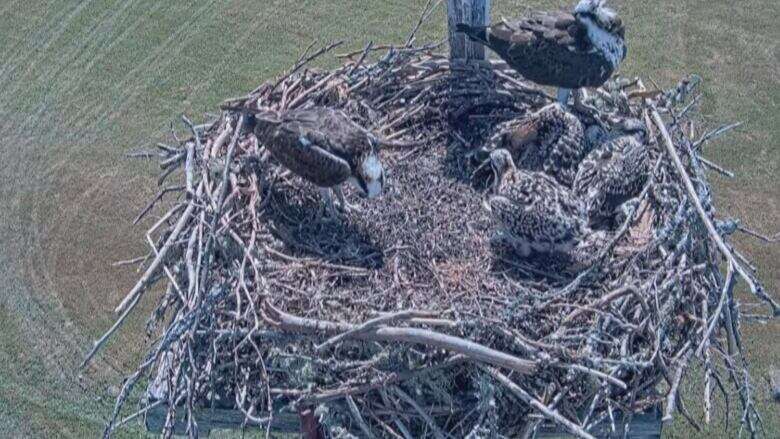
[0,0,776,437]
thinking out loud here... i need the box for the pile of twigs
[86,10,778,439]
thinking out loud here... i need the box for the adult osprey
[485,149,588,257]
[457,0,627,104]
[483,103,588,187]
[253,107,385,217]
[573,118,649,223]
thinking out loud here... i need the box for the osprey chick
[457,0,627,105]
[573,118,649,223]
[485,149,588,257]
[253,107,385,217]
[485,103,588,187]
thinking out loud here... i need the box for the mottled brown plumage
[253,107,385,215]
[574,124,649,222]
[486,149,588,257]
[488,103,589,187]
[457,0,626,92]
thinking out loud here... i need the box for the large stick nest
[90,14,778,439]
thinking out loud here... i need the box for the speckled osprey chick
[485,149,589,257]
[487,103,589,187]
[574,118,650,222]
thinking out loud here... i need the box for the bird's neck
[580,16,624,69]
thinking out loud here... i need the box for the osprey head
[352,137,385,199]
[574,0,626,45]
[489,149,516,181]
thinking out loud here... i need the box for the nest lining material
[88,22,778,439]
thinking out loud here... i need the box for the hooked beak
[364,173,384,199]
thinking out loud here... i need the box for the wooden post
[447,0,491,62]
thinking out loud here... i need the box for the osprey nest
[91,28,778,439]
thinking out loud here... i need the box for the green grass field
[0,0,777,437]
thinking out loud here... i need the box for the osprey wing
[489,11,589,56]
[261,113,354,188]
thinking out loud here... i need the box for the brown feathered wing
[256,108,370,188]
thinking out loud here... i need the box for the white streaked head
[357,153,384,199]
[575,0,625,37]
[574,0,627,69]
[576,15,626,68]
[574,0,616,22]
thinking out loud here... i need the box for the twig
[651,107,778,313]
[692,122,743,150]
[264,304,537,374]
[113,197,198,315]
[348,41,374,76]
[346,395,378,439]
[484,367,596,439]
[315,310,438,352]
[394,387,447,439]
[405,0,442,47]
[272,40,344,92]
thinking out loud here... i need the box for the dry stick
[133,185,186,225]
[561,286,640,324]
[692,122,743,151]
[562,364,628,390]
[699,156,735,178]
[405,0,442,47]
[702,294,713,425]
[662,350,692,423]
[315,310,438,352]
[379,390,415,439]
[493,70,553,101]
[264,304,537,374]
[194,115,245,306]
[347,41,374,76]
[272,40,344,92]
[208,122,233,158]
[302,356,467,405]
[650,108,779,314]
[111,255,148,267]
[346,395,378,439]
[184,141,195,195]
[287,71,339,109]
[393,387,448,439]
[737,226,779,243]
[115,399,166,428]
[484,367,596,439]
[336,41,445,59]
[115,205,195,315]
[722,287,739,357]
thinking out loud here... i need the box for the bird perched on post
[252,107,385,217]
[573,118,649,224]
[480,103,588,187]
[483,149,589,257]
[457,0,627,105]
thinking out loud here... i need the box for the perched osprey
[573,118,649,223]
[484,103,588,187]
[457,0,627,104]
[484,149,588,257]
[253,107,385,217]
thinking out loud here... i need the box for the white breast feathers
[580,16,625,69]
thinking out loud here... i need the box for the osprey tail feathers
[455,23,490,46]
[250,109,283,138]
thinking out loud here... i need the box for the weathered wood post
[447,0,491,62]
